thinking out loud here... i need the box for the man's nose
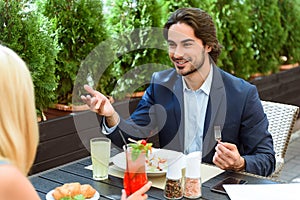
[173,46,184,58]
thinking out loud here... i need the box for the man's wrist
[105,111,119,128]
[236,156,246,171]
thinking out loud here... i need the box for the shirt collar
[182,65,213,95]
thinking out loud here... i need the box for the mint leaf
[128,143,139,149]
[127,140,153,161]
[131,148,141,161]
[74,194,85,200]
[59,194,85,200]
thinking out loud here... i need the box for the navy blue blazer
[108,65,275,176]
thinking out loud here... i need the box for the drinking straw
[119,130,128,150]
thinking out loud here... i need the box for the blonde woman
[0,45,40,200]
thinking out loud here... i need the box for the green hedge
[101,0,300,99]
[0,1,59,114]
[1,0,300,108]
[39,0,107,104]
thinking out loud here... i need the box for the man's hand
[213,142,245,172]
[81,84,119,127]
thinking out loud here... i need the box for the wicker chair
[261,100,299,177]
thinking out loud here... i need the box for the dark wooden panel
[35,113,98,172]
[38,116,76,140]
[72,110,102,132]
[251,66,300,117]
[35,133,86,163]
[33,111,103,174]
[39,111,101,141]
[30,149,89,175]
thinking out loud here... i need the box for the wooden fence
[250,66,300,117]
[30,111,101,175]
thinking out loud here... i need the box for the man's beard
[182,50,206,76]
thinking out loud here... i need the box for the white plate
[112,148,186,177]
[46,189,100,200]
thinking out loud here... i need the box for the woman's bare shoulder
[0,164,41,200]
[0,164,23,180]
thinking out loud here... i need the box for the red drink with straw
[123,140,152,196]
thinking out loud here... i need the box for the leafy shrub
[248,0,287,75]
[0,0,59,112]
[103,0,170,100]
[39,0,107,104]
[3,0,300,111]
[278,0,300,65]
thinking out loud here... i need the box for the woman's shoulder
[0,163,24,181]
[0,164,41,199]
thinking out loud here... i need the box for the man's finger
[80,95,87,101]
[221,142,236,150]
[84,84,96,96]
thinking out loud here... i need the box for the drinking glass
[123,146,148,196]
[90,137,111,180]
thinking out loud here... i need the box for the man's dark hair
[163,8,222,64]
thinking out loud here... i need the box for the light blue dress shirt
[183,66,213,154]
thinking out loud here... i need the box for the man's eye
[184,43,193,47]
[168,43,176,48]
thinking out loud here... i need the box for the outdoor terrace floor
[278,119,300,183]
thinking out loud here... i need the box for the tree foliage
[0,0,59,112]
[40,0,107,104]
[248,0,287,74]
[2,0,300,110]
[103,0,171,99]
[278,0,300,65]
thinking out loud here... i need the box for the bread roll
[52,182,95,200]
[80,184,96,198]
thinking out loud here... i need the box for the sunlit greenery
[1,0,300,107]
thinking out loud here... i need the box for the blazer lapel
[172,76,185,151]
[161,74,185,151]
[202,66,226,159]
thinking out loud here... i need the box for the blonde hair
[0,45,39,175]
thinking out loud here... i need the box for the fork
[214,125,222,141]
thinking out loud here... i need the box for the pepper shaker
[164,156,184,199]
[184,151,202,199]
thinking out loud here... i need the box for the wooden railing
[250,66,300,118]
[30,111,101,175]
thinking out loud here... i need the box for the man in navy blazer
[82,8,275,176]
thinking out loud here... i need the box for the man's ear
[205,45,212,53]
